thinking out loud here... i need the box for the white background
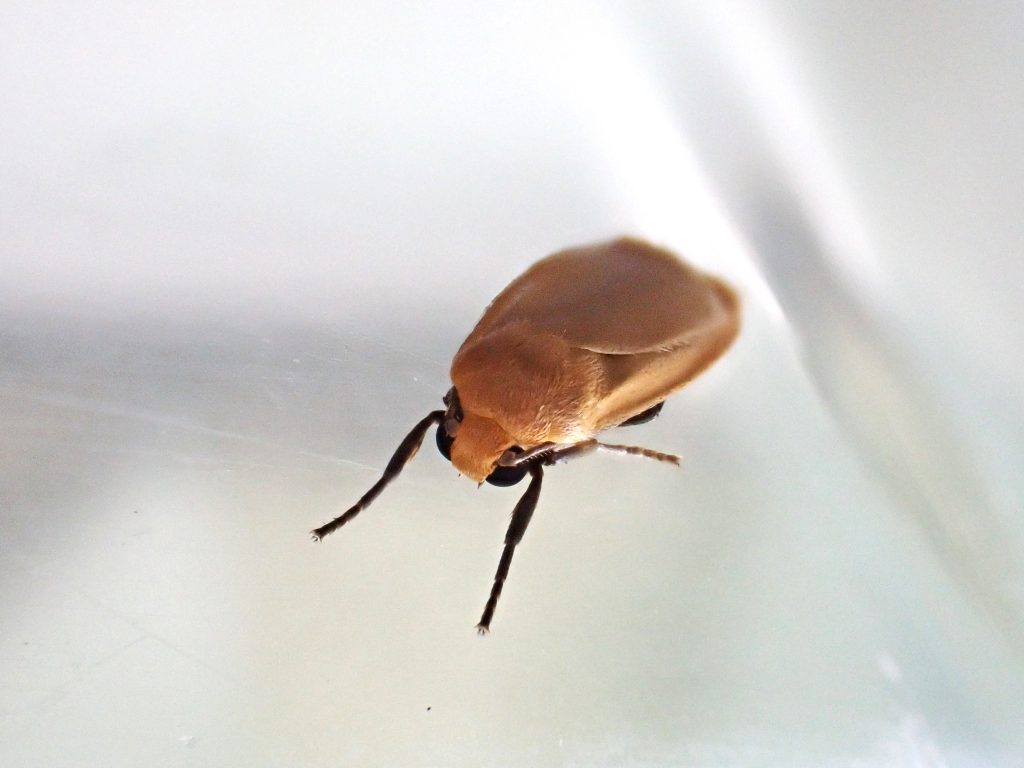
[2,1,1023,765]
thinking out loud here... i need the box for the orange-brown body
[311,236,741,632]
[449,237,740,482]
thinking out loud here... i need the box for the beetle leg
[476,463,544,634]
[311,410,445,541]
[539,439,599,464]
[513,439,678,468]
[497,441,559,467]
[533,439,679,466]
[595,442,680,466]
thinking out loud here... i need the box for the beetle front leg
[595,442,680,466]
[539,439,680,467]
[476,463,544,634]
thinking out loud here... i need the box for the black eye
[435,424,454,461]
[485,447,528,486]
[485,464,528,486]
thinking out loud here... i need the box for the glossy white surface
[2,2,1023,766]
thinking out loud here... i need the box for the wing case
[451,237,739,443]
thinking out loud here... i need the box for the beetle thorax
[450,327,603,446]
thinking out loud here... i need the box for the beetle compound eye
[485,463,528,487]
[435,424,454,461]
[485,447,527,486]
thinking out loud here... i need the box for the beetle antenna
[476,463,544,634]
[311,410,445,541]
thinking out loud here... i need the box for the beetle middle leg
[477,463,544,634]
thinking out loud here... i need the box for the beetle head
[436,387,527,486]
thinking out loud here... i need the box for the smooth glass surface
[3,2,1022,765]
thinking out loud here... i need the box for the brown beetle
[312,237,740,632]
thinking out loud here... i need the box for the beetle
[311,237,740,633]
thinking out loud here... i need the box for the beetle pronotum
[312,237,740,633]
